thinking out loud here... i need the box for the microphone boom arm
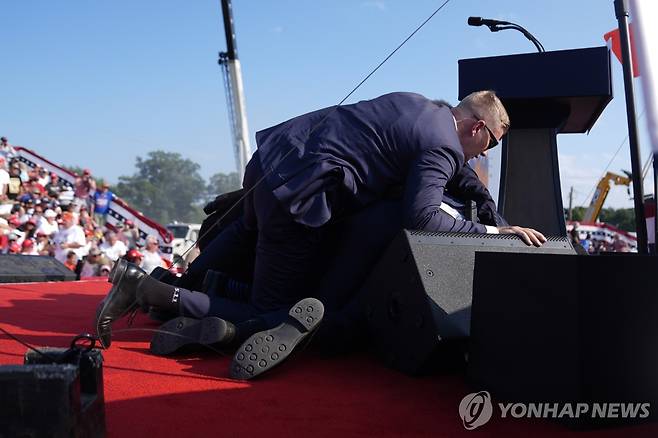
[489,23,545,52]
[469,16,545,53]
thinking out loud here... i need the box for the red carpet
[1,280,656,437]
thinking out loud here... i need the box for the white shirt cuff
[439,202,465,221]
[485,225,499,234]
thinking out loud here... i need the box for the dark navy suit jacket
[446,164,508,227]
[253,92,489,233]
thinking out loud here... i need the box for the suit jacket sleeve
[403,147,487,233]
[446,164,508,226]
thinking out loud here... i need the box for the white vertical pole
[228,60,252,183]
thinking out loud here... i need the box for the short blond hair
[457,90,510,132]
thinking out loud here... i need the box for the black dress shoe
[95,259,148,348]
[229,298,324,380]
[150,316,236,356]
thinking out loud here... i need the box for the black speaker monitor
[363,230,576,375]
[0,254,76,283]
[468,252,658,426]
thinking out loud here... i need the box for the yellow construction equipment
[583,171,631,222]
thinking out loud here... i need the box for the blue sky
[0,0,651,209]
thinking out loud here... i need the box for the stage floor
[1,279,656,437]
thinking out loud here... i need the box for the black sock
[138,275,182,314]
[173,269,205,291]
[225,278,251,302]
[149,266,179,285]
[202,270,251,301]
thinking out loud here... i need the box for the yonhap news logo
[459,391,493,430]
[458,391,651,430]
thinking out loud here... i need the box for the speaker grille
[408,230,567,242]
[406,230,572,251]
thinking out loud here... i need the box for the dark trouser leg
[200,154,331,328]
[201,199,404,352]
[177,216,256,291]
[202,208,329,323]
[203,199,404,353]
[312,199,404,353]
[224,199,404,378]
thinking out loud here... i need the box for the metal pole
[221,0,237,60]
[219,0,252,182]
[614,0,648,254]
[654,153,658,253]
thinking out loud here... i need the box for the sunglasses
[471,114,499,150]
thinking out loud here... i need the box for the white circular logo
[459,391,493,430]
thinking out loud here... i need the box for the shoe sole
[229,298,324,380]
[150,316,232,356]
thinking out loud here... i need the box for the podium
[459,47,612,235]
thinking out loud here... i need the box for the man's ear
[471,120,485,137]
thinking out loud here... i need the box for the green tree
[565,206,636,232]
[599,207,636,232]
[206,171,241,201]
[570,206,586,222]
[114,151,206,224]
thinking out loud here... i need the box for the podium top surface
[458,46,612,133]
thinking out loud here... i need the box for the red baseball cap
[126,249,143,263]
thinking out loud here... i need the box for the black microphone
[467,16,509,27]
[467,16,545,52]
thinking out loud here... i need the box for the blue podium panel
[458,46,612,133]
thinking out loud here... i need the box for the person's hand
[497,226,547,247]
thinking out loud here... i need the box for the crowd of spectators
[0,136,168,278]
[569,222,633,254]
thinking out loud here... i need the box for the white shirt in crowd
[100,240,127,261]
[0,167,9,195]
[19,211,32,224]
[0,144,17,160]
[140,249,165,274]
[21,246,39,256]
[53,224,87,262]
[37,218,59,236]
